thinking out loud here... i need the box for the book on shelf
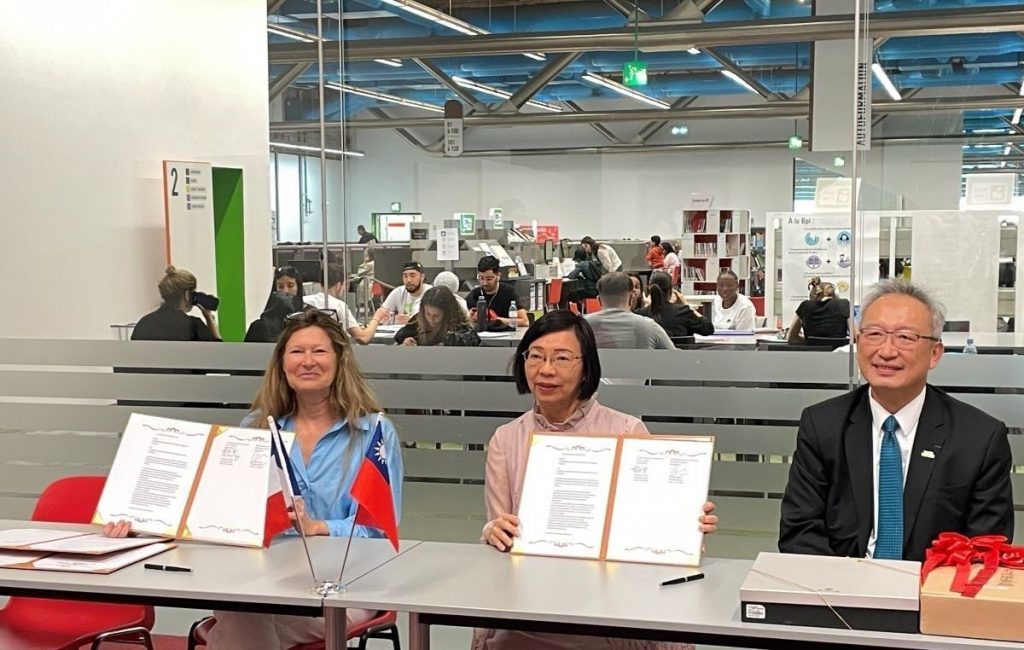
[686,212,708,233]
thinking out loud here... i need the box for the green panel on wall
[212,167,245,342]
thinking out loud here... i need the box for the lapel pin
[921,450,935,459]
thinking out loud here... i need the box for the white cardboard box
[739,552,920,633]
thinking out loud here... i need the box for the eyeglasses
[522,350,583,370]
[476,273,499,281]
[286,309,339,322]
[858,327,940,349]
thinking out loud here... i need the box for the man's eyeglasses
[286,309,339,322]
[477,274,500,282]
[858,327,939,349]
[522,350,583,370]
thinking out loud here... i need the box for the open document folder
[512,433,714,566]
[94,414,296,548]
[0,529,174,574]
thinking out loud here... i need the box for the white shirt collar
[868,386,927,439]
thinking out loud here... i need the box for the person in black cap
[382,260,432,324]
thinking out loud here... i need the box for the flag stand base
[313,580,348,596]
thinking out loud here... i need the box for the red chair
[583,298,602,314]
[568,302,581,315]
[0,476,155,650]
[188,611,400,650]
[545,278,563,312]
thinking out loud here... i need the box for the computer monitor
[284,260,322,285]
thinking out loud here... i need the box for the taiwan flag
[350,420,399,551]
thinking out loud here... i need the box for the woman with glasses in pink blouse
[474,310,718,650]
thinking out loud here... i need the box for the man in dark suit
[779,280,1013,561]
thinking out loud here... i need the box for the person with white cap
[433,270,469,315]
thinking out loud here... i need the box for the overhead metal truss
[268,7,1024,63]
[270,95,1024,132]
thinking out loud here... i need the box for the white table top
[327,541,1024,649]
[0,520,418,613]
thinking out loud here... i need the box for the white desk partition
[328,541,1024,650]
[0,339,1021,559]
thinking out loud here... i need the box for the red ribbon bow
[921,533,1024,597]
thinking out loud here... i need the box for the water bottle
[963,337,978,355]
[476,296,487,332]
[508,301,518,331]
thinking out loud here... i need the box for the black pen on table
[660,572,704,587]
[144,563,192,573]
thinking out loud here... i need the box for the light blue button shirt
[243,412,404,538]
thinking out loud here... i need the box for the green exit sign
[622,60,648,87]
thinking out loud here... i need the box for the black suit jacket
[779,384,1014,561]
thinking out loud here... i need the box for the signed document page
[604,436,714,566]
[512,434,618,559]
[94,414,211,537]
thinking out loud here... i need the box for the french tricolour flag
[350,420,399,551]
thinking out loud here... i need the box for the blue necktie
[875,415,904,560]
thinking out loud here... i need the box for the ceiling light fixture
[720,70,759,95]
[582,72,670,109]
[1013,108,1023,125]
[270,142,365,158]
[380,0,544,61]
[327,82,445,113]
[687,48,701,55]
[266,23,318,43]
[374,58,404,68]
[871,63,902,101]
[1005,145,1013,156]
[452,76,563,112]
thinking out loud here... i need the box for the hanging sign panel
[163,160,216,289]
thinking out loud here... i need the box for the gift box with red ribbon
[920,532,1024,642]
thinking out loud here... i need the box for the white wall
[344,128,796,242]
[0,1,272,338]
[341,114,964,242]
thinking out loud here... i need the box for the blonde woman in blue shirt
[105,310,404,649]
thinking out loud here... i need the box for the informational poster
[911,211,1001,328]
[965,174,1014,207]
[437,228,459,261]
[163,160,216,289]
[780,212,879,321]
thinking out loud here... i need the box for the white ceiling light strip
[374,58,404,67]
[327,82,445,113]
[271,142,365,157]
[1013,108,1023,126]
[379,0,545,61]
[871,63,903,101]
[582,72,670,109]
[720,70,760,95]
[452,76,563,112]
[267,23,318,43]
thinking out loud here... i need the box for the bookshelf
[680,209,752,295]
